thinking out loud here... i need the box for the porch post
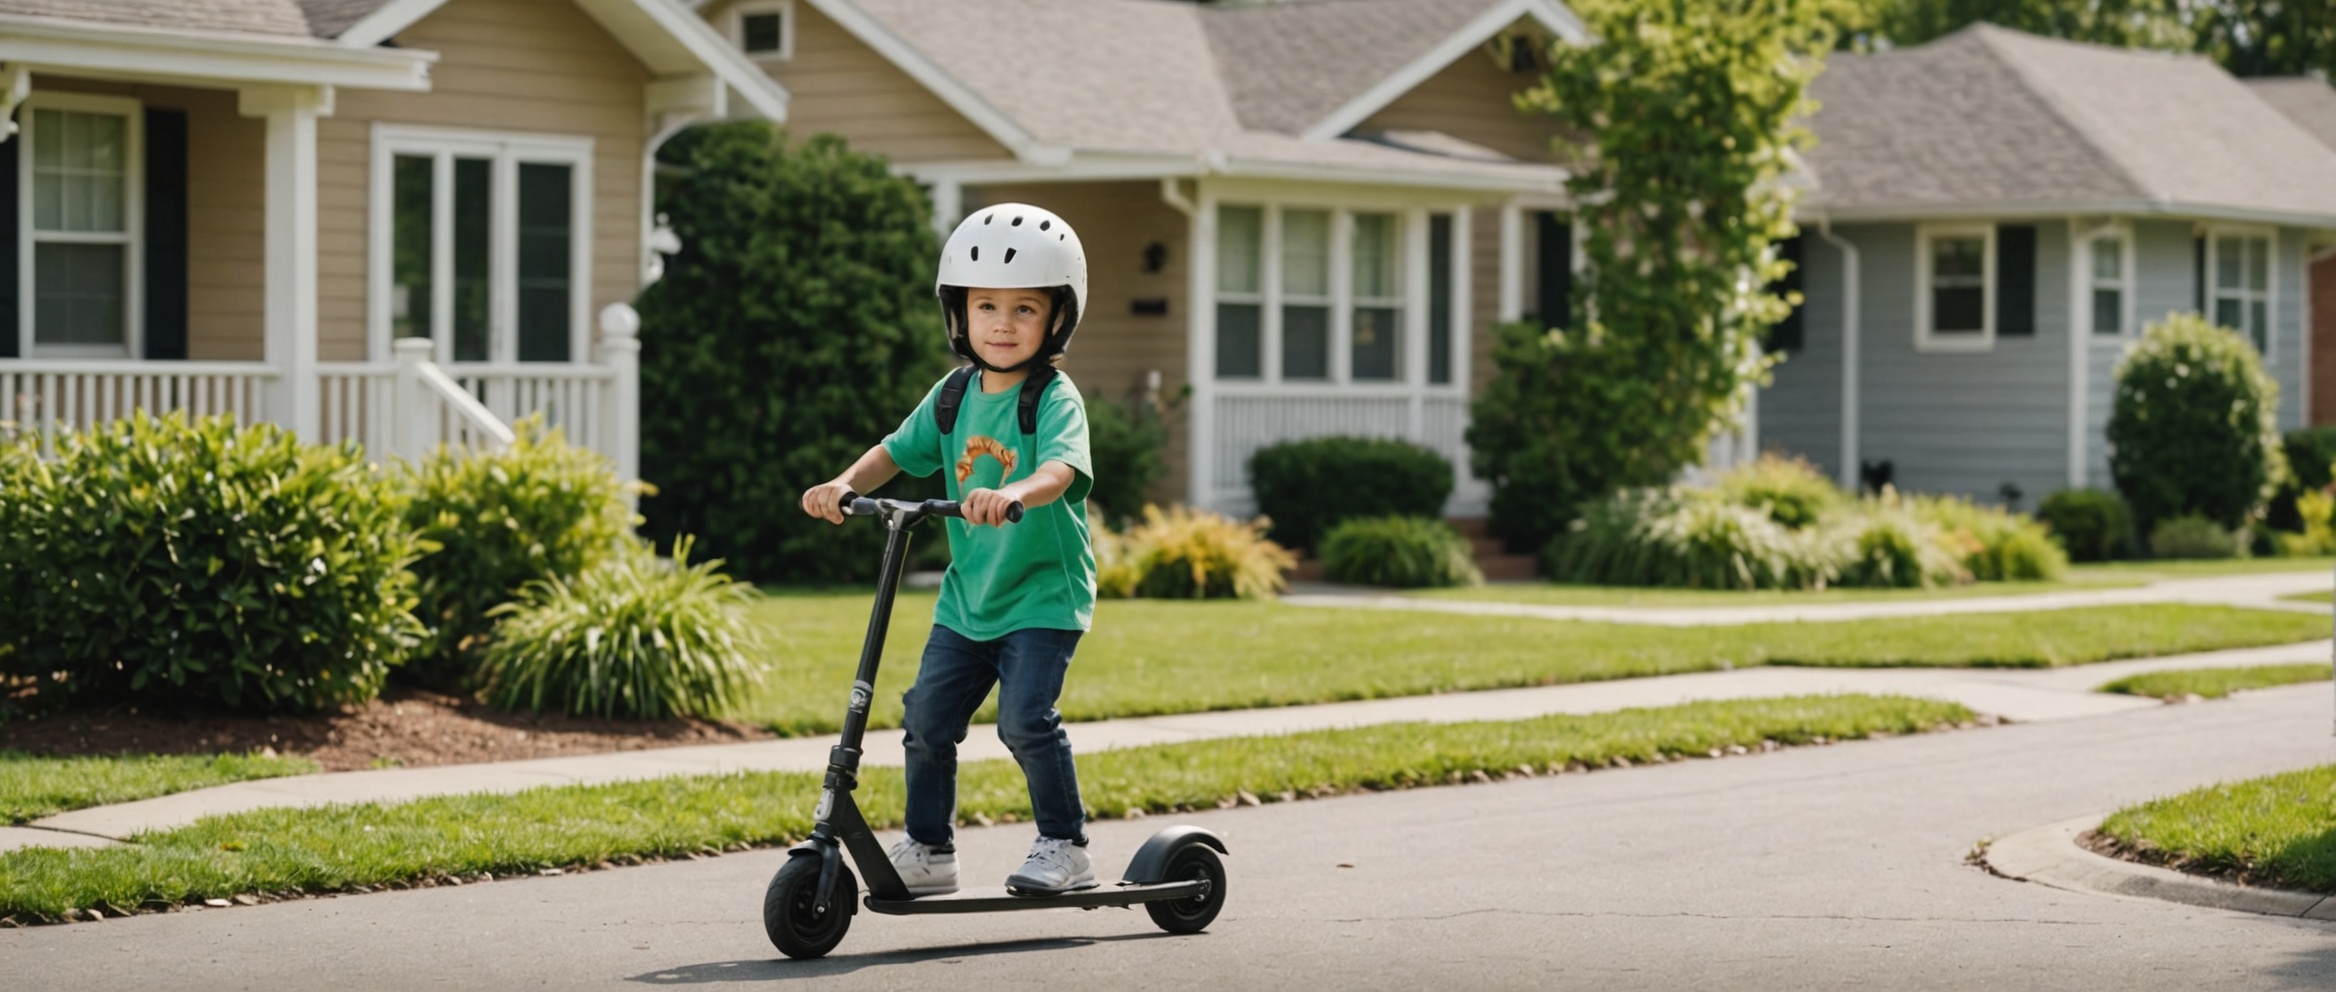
[1497,203,1523,322]
[598,303,641,486]
[242,85,330,441]
[392,336,430,463]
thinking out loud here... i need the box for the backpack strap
[933,365,977,435]
[1016,365,1058,436]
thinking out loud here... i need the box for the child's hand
[961,487,1018,527]
[802,480,855,524]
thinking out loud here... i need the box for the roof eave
[1800,198,2336,232]
[1297,0,1590,143]
[0,12,435,91]
[901,147,1566,196]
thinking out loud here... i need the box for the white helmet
[936,203,1088,370]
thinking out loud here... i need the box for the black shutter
[1536,211,1572,329]
[1768,235,1806,353]
[2193,235,2207,313]
[1996,224,2035,337]
[144,108,188,360]
[0,118,16,359]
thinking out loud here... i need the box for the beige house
[693,0,1583,514]
[0,0,788,475]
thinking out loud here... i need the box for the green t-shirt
[882,369,1097,640]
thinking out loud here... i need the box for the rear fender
[1120,826,1229,884]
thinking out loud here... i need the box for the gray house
[1763,24,2336,505]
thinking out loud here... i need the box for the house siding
[966,180,1191,507]
[319,0,651,362]
[713,0,1014,163]
[1759,235,1845,483]
[33,79,264,361]
[1355,26,1565,163]
[1844,222,2071,504]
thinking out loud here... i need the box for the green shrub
[1248,436,1453,553]
[2149,514,2240,560]
[2108,312,2289,535]
[1085,388,1175,529]
[400,422,637,690]
[2280,491,2336,556]
[1097,505,1294,600]
[1836,505,1966,589]
[477,539,763,720]
[635,123,951,584]
[1715,454,1843,529]
[2037,488,2131,562]
[0,414,422,713]
[1546,489,1831,590]
[2267,425,2336,533]
[1909,494,2067,581]
[1320,517,1483,589]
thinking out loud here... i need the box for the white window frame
[729,0,796,62]
[367,124,594,365]
[2206,224,2276,357]
[2083,225,2136,341]
[1210,200,1441,390]
[1914,222,1996,353]
[17,92,144,360]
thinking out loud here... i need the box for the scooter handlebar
[840,492,1022,524]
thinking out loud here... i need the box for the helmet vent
[1039,220,1052,231]
[1004,248,1018,264]
[1011,215,1024,227]
[970,246,979,261]
[983,213,994,225]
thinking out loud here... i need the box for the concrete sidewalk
[1284,571,2332,626]
[10,637,2326,853]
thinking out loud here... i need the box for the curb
[1983,814,2336,920]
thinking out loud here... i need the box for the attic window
[1487,29,1547,74]
[734,1,793,61]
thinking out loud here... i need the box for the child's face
[964,287,1052,368]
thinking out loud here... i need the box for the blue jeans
[900,625,1087,849]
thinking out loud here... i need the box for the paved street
[7,684,2332,991]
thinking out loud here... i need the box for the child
[800,203,1098,897]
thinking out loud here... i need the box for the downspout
[1815,215,1861,492]
[1159,177,1206,507]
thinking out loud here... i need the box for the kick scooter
[763,493,1229,960]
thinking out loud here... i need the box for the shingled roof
[0,0,400,39]
[2247,76,2336,157]
[1804,24,2336,226]
[847,0,1567,187]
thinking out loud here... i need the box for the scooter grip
[840,491,878,517]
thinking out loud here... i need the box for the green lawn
[1409,557,2336,609]
[2283,591,2332,604]
[730,594,2327,735]
[2096,664,2331,700]
[1,751,316,825]
[0,693,1971,922]
[2098,764,2336,893]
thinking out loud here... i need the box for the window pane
[742,11,783,53]
[1934,286,1985,333]
[2251,301,2268,351]
[31,108,128,234]
[33,243,125,347]
[1215,303,1261,378]
[2216,237,2243,290]
[2214,298,2243,332]
[1352,213,1397,299]
[452,157,493,362]
[392,155,435,341]
[2091,237,2121,281]
[1283,209,1330,297]
[2092,289,2121,335]
[1428,214,1453,384]
[2247,238,2268,292]
[1352,306,1400,380]
[1933,237,1984,280]
[1283,305,1329,380]
[1217,206,1261,294]
[517,163,572,362]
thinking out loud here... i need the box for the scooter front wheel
[764,855,855,959]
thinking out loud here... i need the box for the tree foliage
[1468,0,1828,552]
[635,123,951,583]
[1821,0,2334,82]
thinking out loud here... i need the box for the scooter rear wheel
[764,855,855,959]
[1144,844,1226,934]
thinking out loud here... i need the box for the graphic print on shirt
[955,435,1018,485]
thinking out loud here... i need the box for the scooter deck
[863,879,1209,916]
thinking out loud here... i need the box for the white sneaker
[888,837,958,897]
[1006,837,1096,896]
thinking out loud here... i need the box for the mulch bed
[0,688,778,772]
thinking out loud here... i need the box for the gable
[1355,24,1566,163]
[706,0,1013,162]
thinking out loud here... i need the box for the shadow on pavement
[2268,925,2336,990]
[627,932,1188,983]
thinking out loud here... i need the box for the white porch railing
[0,361,279,445]
[1208,391,1489,515]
